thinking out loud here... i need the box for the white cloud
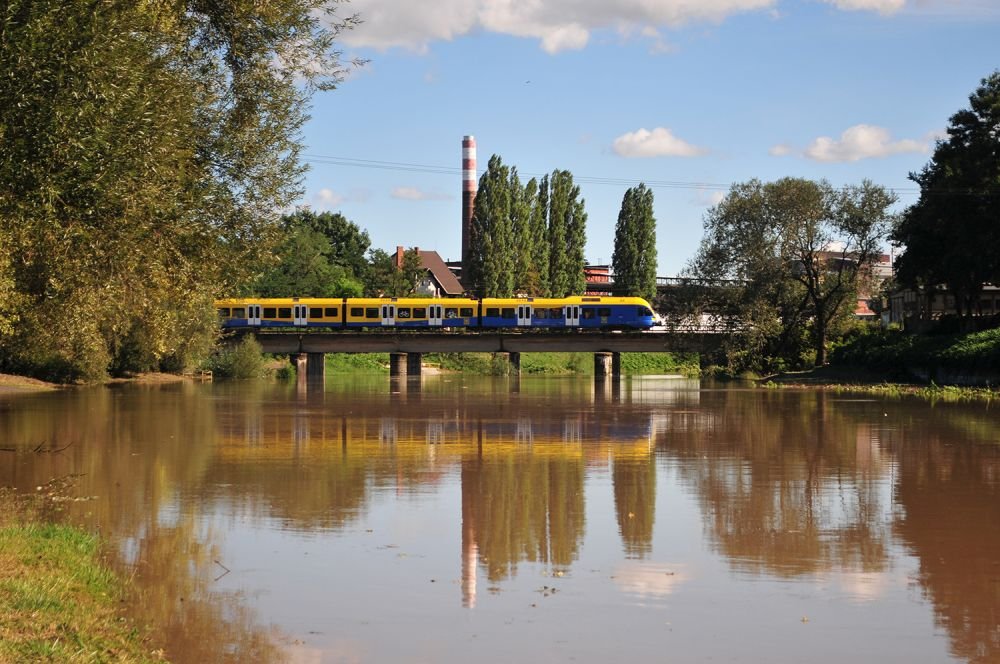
[769,143,793,157]
[822,0,906,14]
[691,188,727,207]
[613,127,707,158]
[612,562,688,598]
[391,186,452,201]
[313,188,344,209]
[803,124,928,162]
[341,0,778,54]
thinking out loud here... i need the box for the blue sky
[298,0,999,275]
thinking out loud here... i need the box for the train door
[564,305,580,328]
[517,304,532,327]
[293,304,308,327]
[248,303,261,326]
[428,304,443,327]
[381,304,395,327]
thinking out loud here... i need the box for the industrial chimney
[461,135,477,275]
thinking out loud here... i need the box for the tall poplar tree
[547,170,587,297]
[512,176,538,295]
[529,175,550,296]
[612,183,658,301]
[467,155,514,297]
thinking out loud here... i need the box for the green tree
[291,210,372,285]
[366,247,424,297]
[0,0,358,380]
[691,178,895,369]
[254,226,363,297]
[512,177,538,295]
[612,183,658,301]
[467,155,514,297]
[547,170,587,297]
[528,174,551,296]
[892,71,1000,318]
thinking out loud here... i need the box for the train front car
[577,296,657,330]
[480,296,657,330]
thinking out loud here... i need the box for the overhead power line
[303,153,981,197]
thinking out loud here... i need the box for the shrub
[206,336,266,379]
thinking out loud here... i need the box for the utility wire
[302,153,1000,197]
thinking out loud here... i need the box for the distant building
[394,246,465,297]
[584,264,612,295]
[887,284,1000,329]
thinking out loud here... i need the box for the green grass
[325,353,390,373]
[0,496,163,663]
[422,351,698,376]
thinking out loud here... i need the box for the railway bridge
[233,328,729,381]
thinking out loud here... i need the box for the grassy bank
[0,487,161,663]
[762,365,999,402]
[423,351,699,376]
[831,327,1000,378]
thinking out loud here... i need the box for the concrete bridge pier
[406,352,423,377]
[508,352,521,376]
[594,352,621,378]
[389,352,407,376]
[307,353,325,382]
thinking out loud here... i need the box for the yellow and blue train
[215,296,658,330]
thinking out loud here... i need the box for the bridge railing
[585,275,746,289]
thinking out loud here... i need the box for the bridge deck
[240,330,721,354]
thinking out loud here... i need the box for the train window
[582,308,596,320]
[350,307,363,317]
[637,307,651,317]
[232,308,245,318]
[501,308,516,319]
[325,308,339,318]
[413,308,426,318]
[309,307,323,318]
[365,308,379,319]
[460,307,474,317]
[397,308,411,319]
[598,307,611,317]
[217,308,231,317]
[486,308,500,317]
[445,308,459,318]
[533,309,548,319]
[263,307,276,318]
[278,308,292,319]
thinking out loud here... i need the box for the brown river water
[1,375,998,663]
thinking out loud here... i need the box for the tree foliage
[465,157,588,298]
[690,178,895,371]
[254,211,368,298]
[892,71,1000,317]
[366,248,424,297]
[0,0,358,380]
[547,170,587,297]
[612,183,658,301]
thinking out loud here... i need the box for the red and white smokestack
[461,135,477,273]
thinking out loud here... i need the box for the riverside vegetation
[0,481,162,663]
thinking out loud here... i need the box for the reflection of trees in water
[892,436,1000,664]
[613,453,656,559]
[667,391,890,576]
[461,449,585,582]
[0,385,285,662]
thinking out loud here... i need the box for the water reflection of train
[215,296,658,330]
